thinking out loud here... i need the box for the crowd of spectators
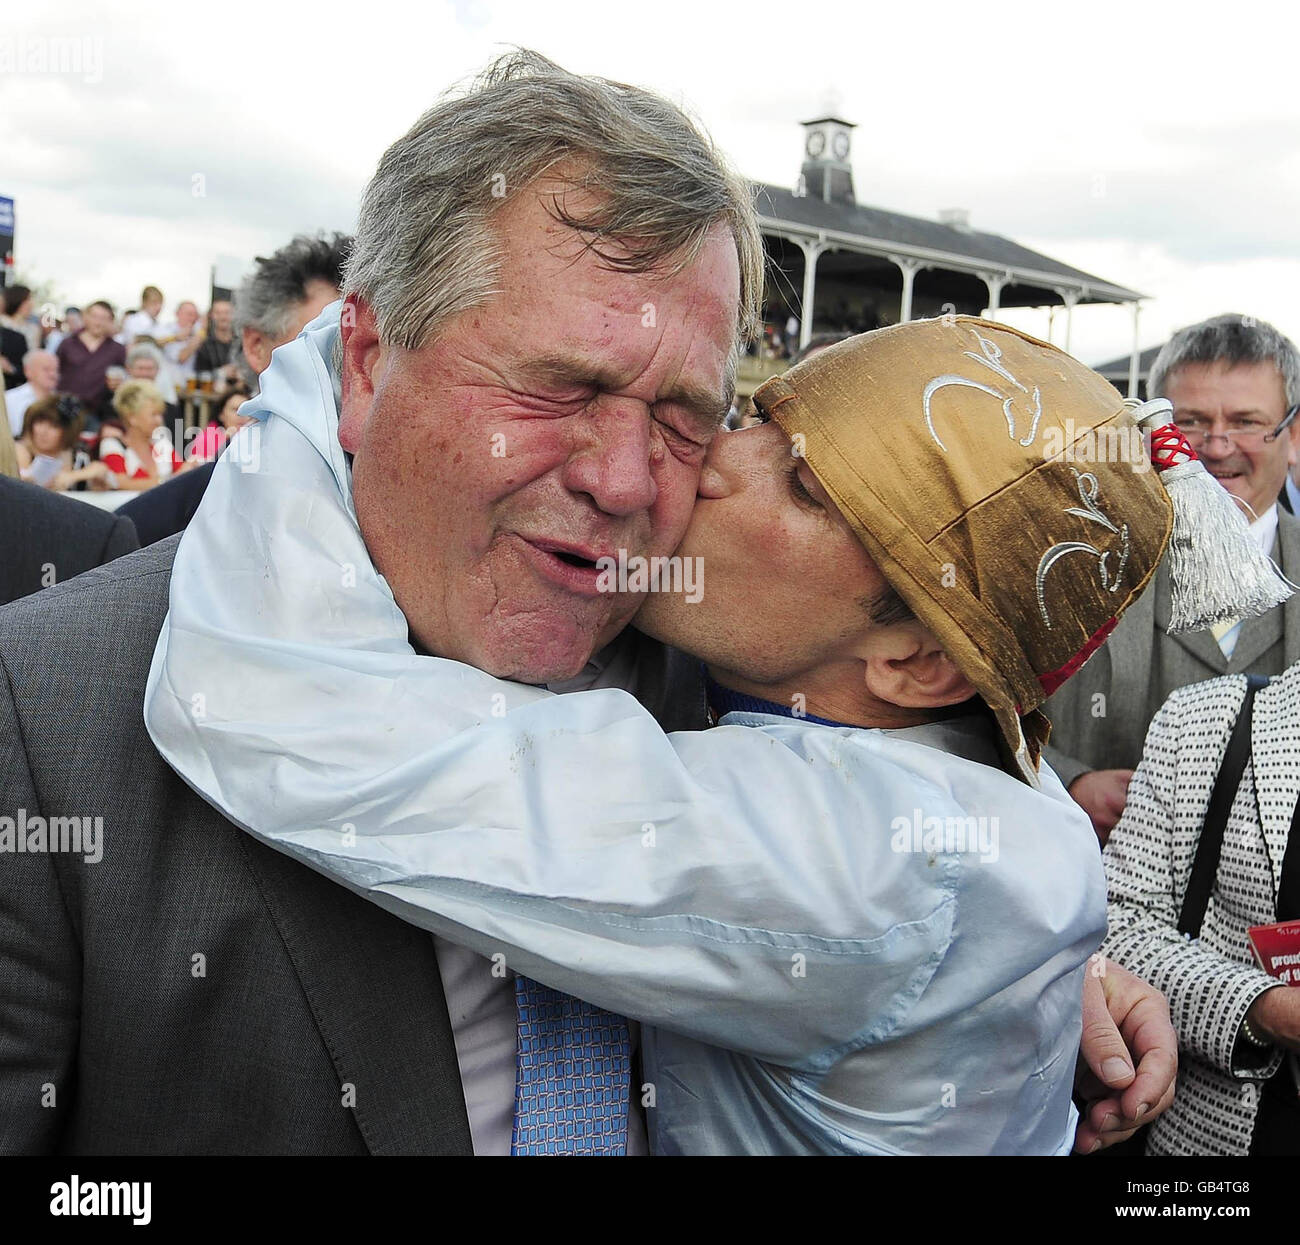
[1,230,352,498]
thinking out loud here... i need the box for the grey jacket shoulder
[0,527,471,1154]
[0,532,176,672]
[0,475,141,607]
[0,534,181,822]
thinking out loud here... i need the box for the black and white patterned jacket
[1101,662,1299,1156]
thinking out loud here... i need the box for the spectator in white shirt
[158,300,204,394]
[5,351,58,437]
[118,285,165,346]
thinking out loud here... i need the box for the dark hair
[236,232,352,340]
[232,232,352,385]
[87,299,115,316]
[218,384,252,423]
[3,285,31,316]
[865,582,915,627]
[22,394,83,451]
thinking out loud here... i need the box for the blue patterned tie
[510,974,631,1155]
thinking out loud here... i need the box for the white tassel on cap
[1128,398,1294,633]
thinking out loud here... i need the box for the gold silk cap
[753,316,1173,785]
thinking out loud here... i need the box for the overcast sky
[4,0,1298,368]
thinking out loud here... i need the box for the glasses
[1173,404,1299,449]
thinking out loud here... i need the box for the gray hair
[234,231,352,342]
[234,231,351,386]
[344,49,763,360]
[1148,313,1300,408]
[125,342,166,370]
[21,349,55,369]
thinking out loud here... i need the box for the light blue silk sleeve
[143,398,1068,1071]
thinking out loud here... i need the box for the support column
[796,238,826,350]
[981,271,1009,320]
[1054,287,1082,354]
[1128,301,1142,399]
[891,256,925,324]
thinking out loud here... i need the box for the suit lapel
[1108,572,1157,711]
[235,830,473,1155]
[1152,561,1230,674]
[1228,529,1284,670]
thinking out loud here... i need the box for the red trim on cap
[1149,424,1199,471]
[1038,616,1119,697]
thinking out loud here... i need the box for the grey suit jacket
[0,536,705,1154]
[0,475,138,607]
[1042,508,1300,786]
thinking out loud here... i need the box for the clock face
[832,130,850,160]
[806,129,826,158]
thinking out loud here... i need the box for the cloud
[3,0,1297,362]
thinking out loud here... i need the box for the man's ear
[242,325,271,380]
[337,294,382,454]
[862,626,976,710]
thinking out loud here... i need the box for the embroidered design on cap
[922,329,1045,452]
[1035,469,1132,627]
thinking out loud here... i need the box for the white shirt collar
[1249,502,1279,556]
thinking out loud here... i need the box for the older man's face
[27,353,58,392]
[1167,360,1298,523]
[340,178,740,682]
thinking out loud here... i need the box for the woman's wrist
[1245,985,1290,1046]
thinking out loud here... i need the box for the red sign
[1247,921,1300,984]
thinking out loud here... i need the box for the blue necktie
[510,974,631,1155]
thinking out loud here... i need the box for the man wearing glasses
[1043,313,1300,841]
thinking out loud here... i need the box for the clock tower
[798,117,856,205]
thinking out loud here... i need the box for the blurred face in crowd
[242,279,339,377]
[29,416,65,456]
[1167,360,1300,522]
[25,353,58,393]
[125,400,164,437]
[635,419,975,721]
[176,301,199,331]
[210,301,234,334]
[65,310,83,333]
[129,356,160,383]
[143,291,164,318]
[218,391,254,430]
[84,304,114,341]
[339,172,740,683]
